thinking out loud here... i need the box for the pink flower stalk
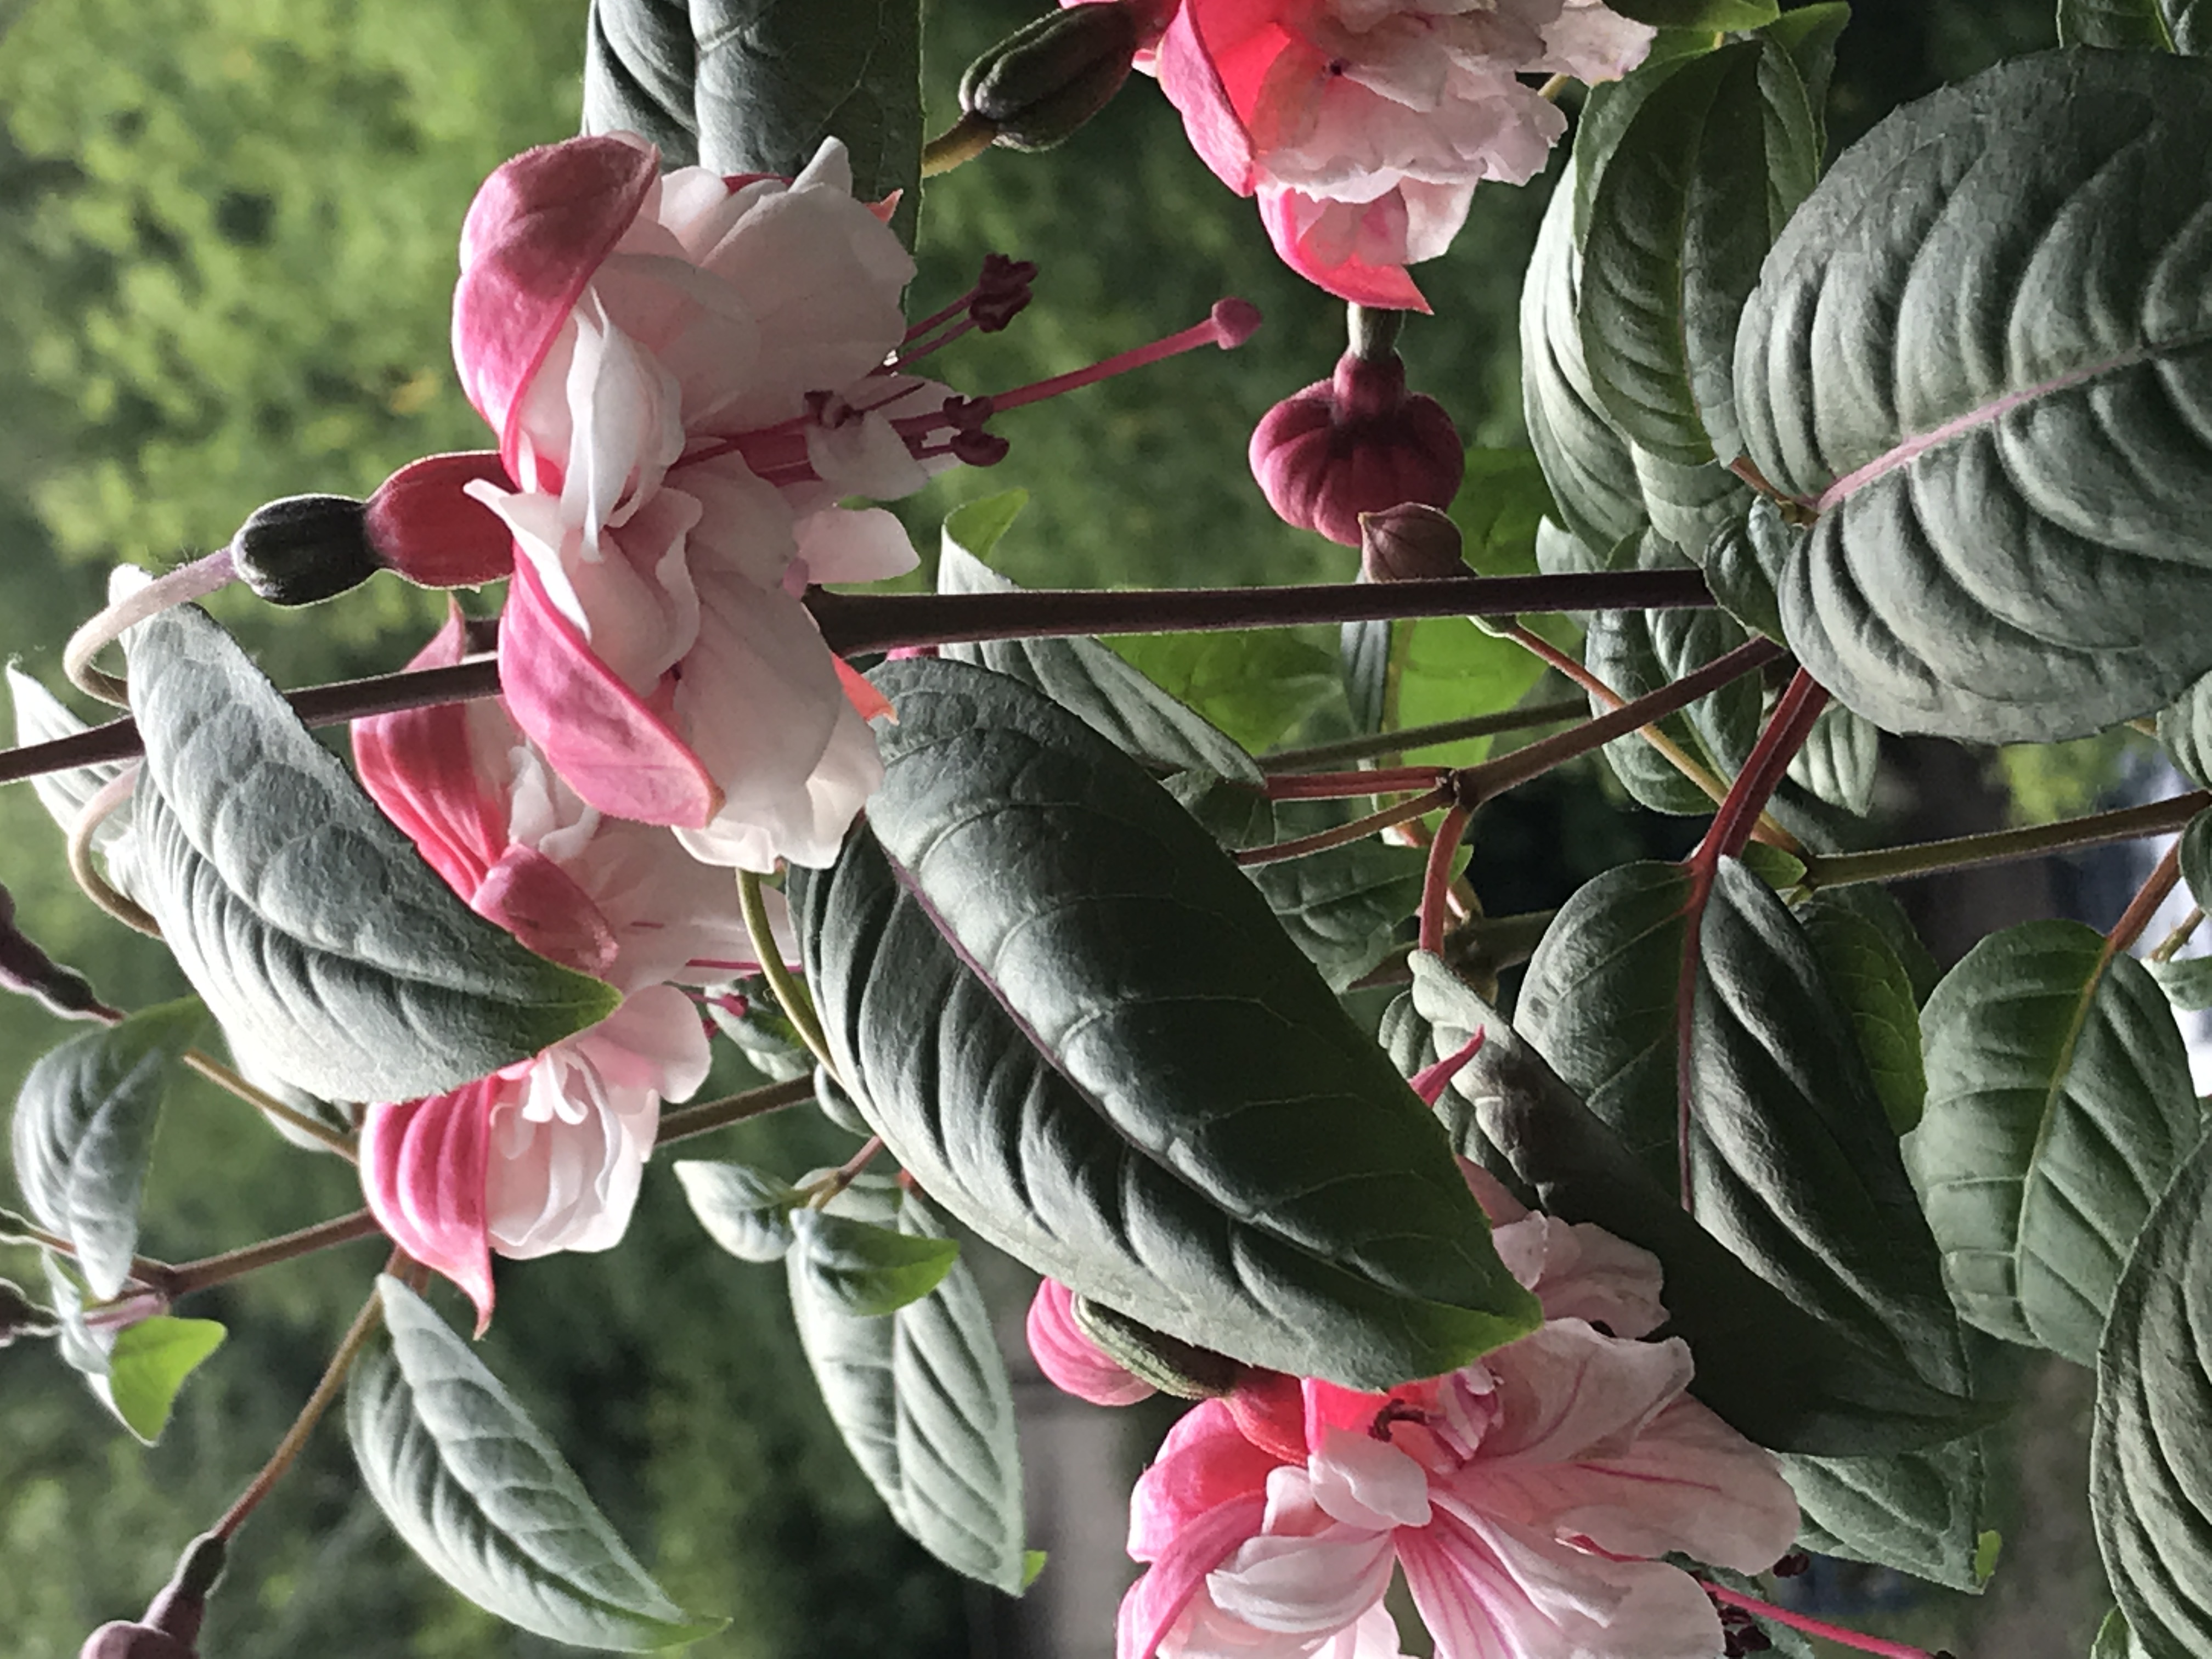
[451,131,1257,870]
[353,610,776,1328]
[1251,347,1464,545]
[1144,0,1655,308]
[1115,1178,1800,1659]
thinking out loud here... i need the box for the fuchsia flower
[1146,0,1655,308]
[353,610,775,1328]
[1053,1120,1800,1659]
[1250,345,1463,545]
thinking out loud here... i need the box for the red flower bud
[1249,350,1464,547]
[1360,502,1469,583]
[363,452,516,588]
[79,1534,224,1659]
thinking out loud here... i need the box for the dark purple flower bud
[1360,502,1469,583]
[79,1533,225,1659]
[1249,349,1464,548]
[229,494,378,607]
[0,883,115,1022]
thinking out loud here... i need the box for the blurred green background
[0,1,2128,1655]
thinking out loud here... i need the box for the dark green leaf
[1738,50,2212,741]
[1786,703,1880,816]
[1248,841,1425,994]
[11,998,204,1299]
[786,1180,1028,1592]
[795,658,1539,1389]
[1786,1437,1997,1590]
[1702,509,1786,640]
[120,603,617,1103]
[2183,809,2212,913]
[2058,0,2209,52]
[2092,1123,2212,1659]
[1760,2,1851,154]
[2147,952,2212,1011]
[1910,922,2202,1364]
[704,978,811,1082]
[789,1206,960,1316]
[673,1160,803,1262]
[106,1316,225,1444]
[1581,41,1819,462]
[1798,900,1924,1132]
[1606,0,1780,26]
[938,503,1262,781]
[1632,447,1751,555]
[1815,882,1944,1006]
[2095,1605,2151,1659]
[2157,668,2212,788]
[1408,953,1988,1453]
[1376,982,1534,1207]
[583,0,922,245]
[1522,154,1646,551]
[1108,632,1339,757]
[1340,619,1392,737]
[349,1277,723,1651]
[1519,859,1967,1385]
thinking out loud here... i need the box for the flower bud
[1071,1295,1243,1400]
[229,494,378,607]
[958,3,1144,152]
[362,452,516,588]
[1250,350,1464,547]
[1360,502,1469,583]
[80,1533,225,1659]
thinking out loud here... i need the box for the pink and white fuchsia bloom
[1040,1156,1799,1659]
[352,610,779,1329]
[1138,0,1655,309]
[453,132,953,871]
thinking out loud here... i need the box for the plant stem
[920,112,997,176]
[2152,906,2205,963]
[2108,841,2182,958]
[737,870,840,1085]
[1264,766,1444,801]
[213,1260,393,1541]
[180,1048,358,1161]
[658,1075,819,1147]
[1261,698,1587,773]
[1703,1583,1951,1659]
[806,1135,885,1207]
[1233,786,1451,867]
[1801,792,2212,891]
[165,1209,384,1299]
[1419,805,1473,956]
[1696,668,1827,872]
[5,1218,179,1294]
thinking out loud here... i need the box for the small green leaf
[1108,632,1339,757]
[1786,702,1880,817]
[789,1207,960,1317]
[1389,615,1556,769]
[2158,667,2212,788]
[1910,922,2202,1364]
[1975,1528,2004,1582]
[1759,2,1851,154]
[2147,953,2212,1011]
[2095,1605,2151,1659]
[1606,0,1780,26]
[350,1277,723,1651]
[1797,900,1925,1132]
[12,997,205,1298]
[1022,1550,1049,1591]
[787,1181,1028,1592]
[2058,0,2208,52]
[106,1316,225,1444]
[120,603,618,1103]
[673,1161,803,1263]
[1451,449,1556,571]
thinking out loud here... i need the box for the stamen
[1704,1583,1954,1659]
[991,299,1262,414]
[1369,1398,1428,1441]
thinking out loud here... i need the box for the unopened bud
[0,1277,59,1346]
[229,494,377,607]
[960,3,1143,151]
[1070,1296,1243,1400]
[1250,350,1464,547]
[1361,503,1469,583]
[363,452,516,588]
[80,1533,225,1659]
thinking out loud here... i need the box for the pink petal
[499,556,723,830]
[1475,1321,1695,1466]
[1027,1279,1156,1407]
[1156,0,1260,194]
[360,1078,505,1333]
[1206,1522,1397,1641]
[455,135,660,476]
[472,845,621,979]
[1130,1400,1286,1561]
[1120,1492,1271,1659]
[352,605,513,899]
[363,452,517,587]
[1259,187,1431,312]
[1226,1369,1309,1464]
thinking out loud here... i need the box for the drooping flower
[1251,343,1463,545]
[1114,1173,1800,1659]
[1147,0,1656,308]
[352,609,775,1327]
[452,131,1257,870]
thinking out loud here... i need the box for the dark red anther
[950,430,1012,466]
[972,254,1037,331]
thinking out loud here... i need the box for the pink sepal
[360,1078,502,1333]
[1224,1367,1307,1463]
[1026,1280,1156,1407]
[1155,1,1257,194]
[454,134,660,478]
[475,847,622,979]
[1257,188,1432,313]
[499,558,724,830]
[353,606,506,900]
[834,656,896,723]
[364,452,518,587]
[1120,1398,1283,1659]
[1409,1030,1485,1106]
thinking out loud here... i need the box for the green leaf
[937,507,1262,781]
[1818,882,1945,1006]
[704,977,812,1082]
[1407,952,1989,1453]
[794,658,1540,1389]
[2183,809,2212,913]
[786,1179,1028,1592]
[2095,1605,2152,1659]
[2147,952,2212,1011]
[1390,616,1555,769]
[2058,0,2208,52]
[1786,702,1880,816]
[1632,446,1752,555]
[1759,2,1851,154]
[2092,1124,2212,1659]
[1786,1435,1996,1590]
[583,0,922,245]
[1451,448,1556,570]
[1737,49,2212,742]
[789,1206,960,1317]
[1581,40,1819,462]
[1702,509,1787,640]
[120,603,617,1103]
[1909,921,2203,1365]
[11,998,204,1299]
[1522,154,1646,552]
[1340,619,1392,737]
[105,1316,225,1444]
[349,1277,723,1652]
[1248,841,1426,994]
[673,1160,803,1263]
[1606,0,1780,26]
[1519,860,1968,1386]
[1798,900,1925,1133]
[8,667,137,879]
[1107,632,1340,757]
[2157,667,2212,788]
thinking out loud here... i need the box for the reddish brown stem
[1265,766,1446,801]
[1419,805,1474,957]
[1233,787,1452,867]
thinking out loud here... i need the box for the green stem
[1233,786,1451,867]
[737,870,840,1084]
[181,1048,357,1161]
[657,1075,818,1147]
[2152,906,2204,964]
[1260,698,1586,774]
[1802,792,2212,891]
[921,111,997,177]
[164,1209,383,1299]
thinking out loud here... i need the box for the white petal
[794,506,922,585]
[1311,1428,1435,1530]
